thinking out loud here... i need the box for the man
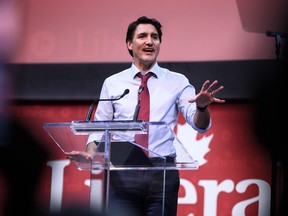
[66,16,225,216]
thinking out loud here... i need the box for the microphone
[132,85,145,121]
[85,89,130,121]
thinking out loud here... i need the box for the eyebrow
[137,32,159,37]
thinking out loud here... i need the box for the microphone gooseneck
[85,89,130,121]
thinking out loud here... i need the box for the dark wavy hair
[126,16,163,57]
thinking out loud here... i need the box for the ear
[127,41,132,51]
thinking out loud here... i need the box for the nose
[145,36,153,44]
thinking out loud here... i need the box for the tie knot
[137,72,153,84]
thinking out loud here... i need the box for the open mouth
[143,48,154,53]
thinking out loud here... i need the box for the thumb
[188,95,197,103]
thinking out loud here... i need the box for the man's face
[127,23,160,66]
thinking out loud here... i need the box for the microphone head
[119,89,130,99]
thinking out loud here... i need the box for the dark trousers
[108,168,180,216]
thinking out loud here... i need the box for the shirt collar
[131,62,159,79]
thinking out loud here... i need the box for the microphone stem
[133,88,143,121]
[133,104,140,121]
[85,99,98,121]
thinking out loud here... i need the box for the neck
[134,60,156,72]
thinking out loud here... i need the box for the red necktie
[135,72,153,155]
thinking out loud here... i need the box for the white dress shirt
[87,62,211,157]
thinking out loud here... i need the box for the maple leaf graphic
[175,123,213,166]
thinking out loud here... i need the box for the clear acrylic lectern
[43,120,199,215]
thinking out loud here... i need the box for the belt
[149,156,175,163]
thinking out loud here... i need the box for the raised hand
[188,80,225,108]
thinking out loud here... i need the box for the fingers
[213,98,225,104]
[197,80,225,105]
[211,85,224,97]
[211,85,225,104]
[201,80,219,92]
[203,80,224,96]
[207,80,220,93]
[65,151,82,159]
[65,150,77,154]
[201,80,211,92]
[188,97,196,103]
[65,153,76,160]
[188,79,225,107]
[65,152,92,163]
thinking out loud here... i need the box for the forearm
[193,106,211,130]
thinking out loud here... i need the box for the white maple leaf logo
[175,123,213,166]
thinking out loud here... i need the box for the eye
[151,34,159,40]
[137,33,146,39]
